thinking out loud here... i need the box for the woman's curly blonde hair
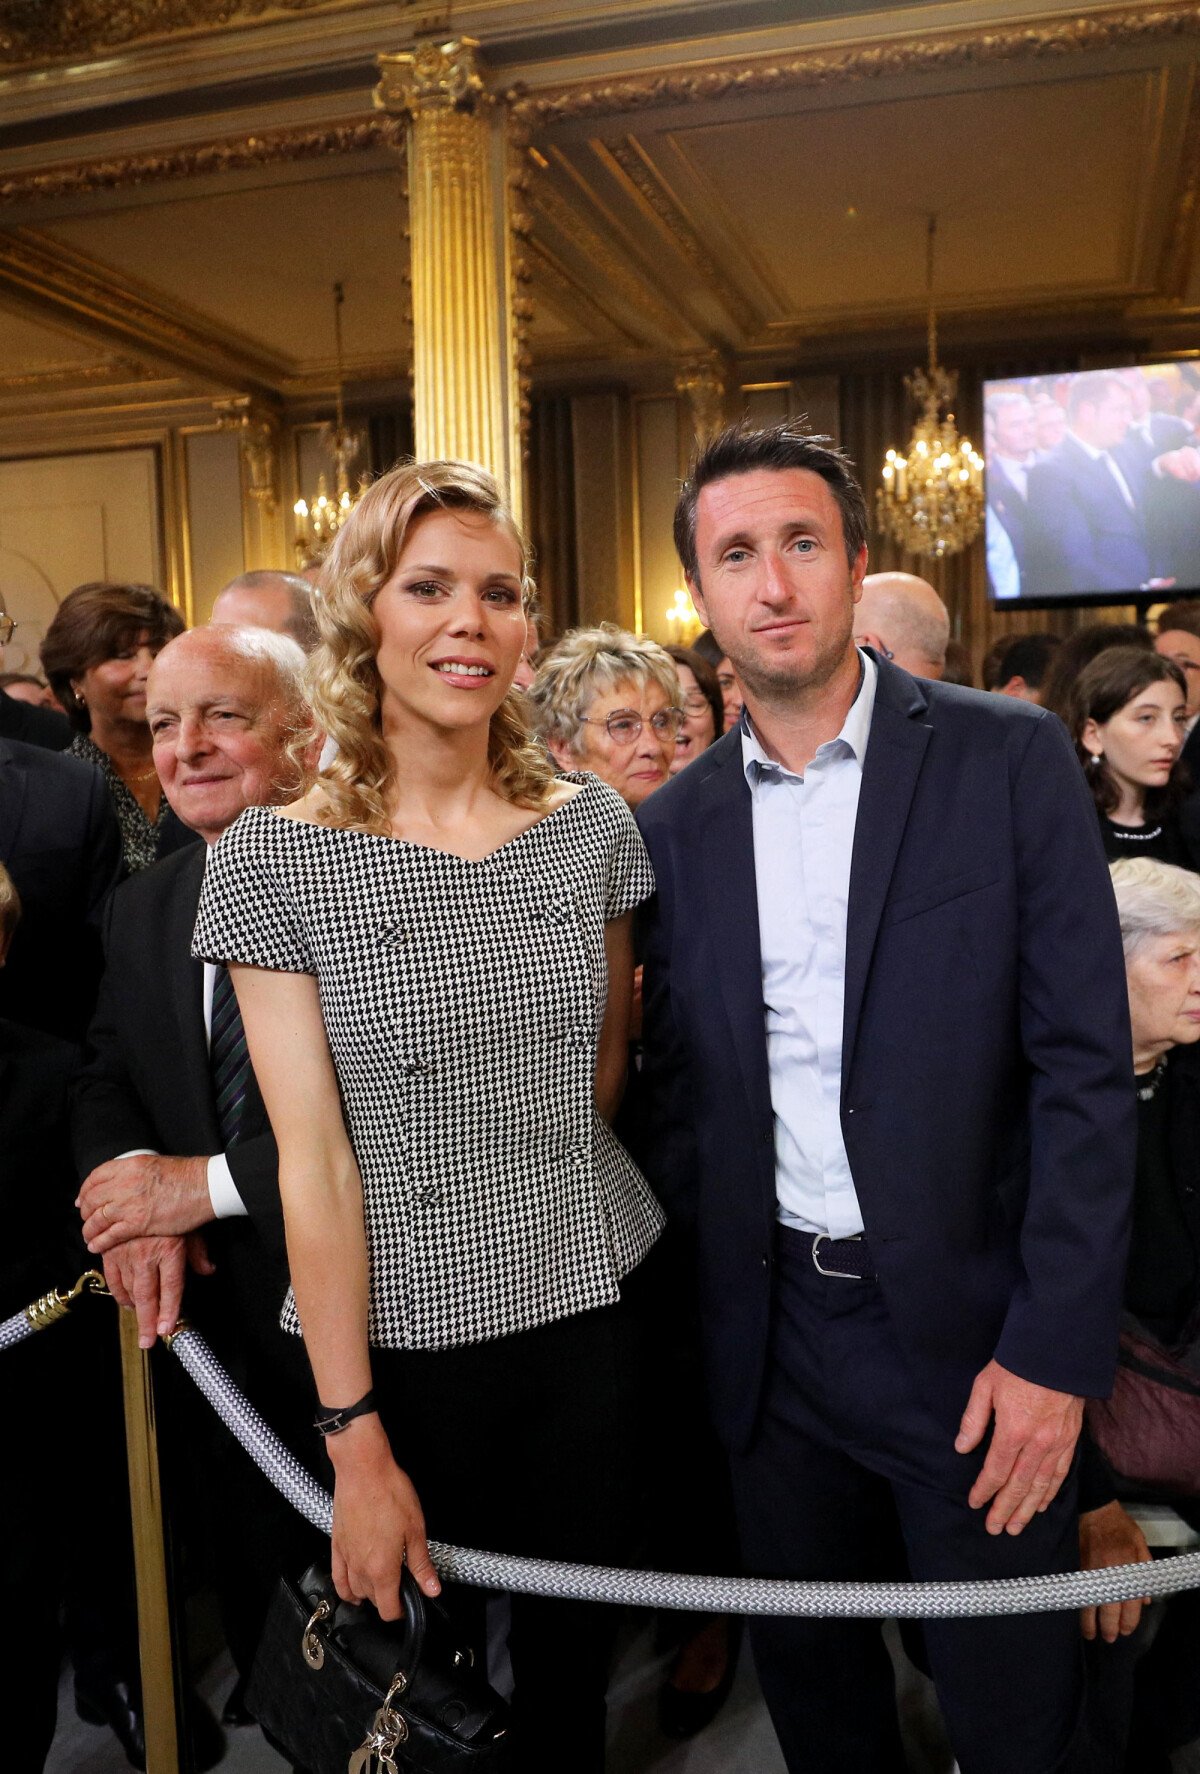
[303,459,555,833]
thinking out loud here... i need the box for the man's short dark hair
[217,570,319,651]
[673,423,868,584]
[1066,372,1127,423]
[1157,600,1200,643]
[996,632,1061,692]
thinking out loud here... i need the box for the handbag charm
[348,1680,410,1774]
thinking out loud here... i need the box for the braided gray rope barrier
[8,1287,1200,1617]
[166,1323,1200,1620]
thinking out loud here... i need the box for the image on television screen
[984,364,1200,606]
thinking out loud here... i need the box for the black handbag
[246,1564,512,1773]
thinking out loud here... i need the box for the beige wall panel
[636,397,685,645]
[186,430,245,623]
[0,447,160,675]
[571,394,635,631]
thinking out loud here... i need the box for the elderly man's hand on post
[1079,1501,1153,1643]
[78,1153,211,1252]
[103,1232,215,1348]
[955,1359,1084,1535]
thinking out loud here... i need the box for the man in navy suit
[635,424,1136,1773]
[1025,371,1167,597]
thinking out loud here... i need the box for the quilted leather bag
[246,1563,512,1773]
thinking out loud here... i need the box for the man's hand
[1155,446,1200,483]
[955,1359,1084,1536]
[1079,1501,1152,1644]
[78,1154,211,1252]
[103,1232,215,1348]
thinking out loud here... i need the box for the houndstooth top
[192,773,665,1351]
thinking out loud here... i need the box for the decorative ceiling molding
[0,117,399,210]
[0,355,147,393]
[0,226,291,392]
[509,4,1200,128]
[527,237,641,351]
[593,134,760,338]
[0,0,367,67]
[532,180,692,347]
[1157,67,1200,298]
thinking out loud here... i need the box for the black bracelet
[313,1388,378,1438]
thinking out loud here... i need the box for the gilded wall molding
[0,118,399,210]
[1157,68,1200,298]
[0,0,366,66]
[0,354,146,393]
[509,5,1200,128]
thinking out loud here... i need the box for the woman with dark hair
[664,644,722,776]
[1073,647,1200,869]
[1041,622,1152,728]
[41,581,193,873]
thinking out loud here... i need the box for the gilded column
[675,351,731,454]
[375,38,527,525]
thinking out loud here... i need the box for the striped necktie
[210,965,250,1147]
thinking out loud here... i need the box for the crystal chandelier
[877,217,984,559]
[294,281,364,565]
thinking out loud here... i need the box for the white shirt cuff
[207,1153,249,1218]
[115,1148,159,1160]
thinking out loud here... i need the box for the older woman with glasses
[528,624,683,810]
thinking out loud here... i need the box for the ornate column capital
[374,37,489,120]
[675,351,732,445]
[214,395,279,513]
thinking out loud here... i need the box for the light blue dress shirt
[741,650,878,1237]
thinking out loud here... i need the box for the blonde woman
[193,461,664,1773]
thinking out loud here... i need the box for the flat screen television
[983,362,1200,608]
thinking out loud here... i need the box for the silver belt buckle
[811,1233,863,1280]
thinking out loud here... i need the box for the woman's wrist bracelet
[313,1388,378,1438]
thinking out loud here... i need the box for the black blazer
[0,1017,83,1315]
[0,688,71,752]
[72,843,287,1277]
[986,460,1032,574]
[1026,433,1153,597]
[635,656,1136,1448]
[0,737,122,1040]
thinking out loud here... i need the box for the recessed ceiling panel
[38,170,409,368]
[660,72,1158,320]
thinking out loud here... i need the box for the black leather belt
[785,1228,877,1281]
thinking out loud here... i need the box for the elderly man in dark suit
[635,423,1136,1774]
[73,621,324,1726]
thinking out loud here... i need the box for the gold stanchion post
[118,1309,183,1773]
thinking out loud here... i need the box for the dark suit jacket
[1117,416,1200,591]
[0,737,122,1040]
[1026,433,1152,597]
[72,843,289,1331]
[0,1017,83,1314]
[0,689,71,752]
[635,656,1136,1449]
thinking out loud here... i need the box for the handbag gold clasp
[302,1598,332,1669]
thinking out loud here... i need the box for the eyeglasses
[681,692,711,714]
[0,616,16,645]
[581,707,686,744]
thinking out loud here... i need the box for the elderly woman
[664,644,722,777]
[41,580,194,873]
[1079,857,1200,1772]
[528,624,683,809]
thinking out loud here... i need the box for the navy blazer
[1026,433,1152,597]
[635,657,1136,1449]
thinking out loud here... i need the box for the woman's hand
[329,1418,441,1621]
[1078,1500,1152,1643]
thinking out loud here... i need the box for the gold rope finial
[24,1269,109,1333]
